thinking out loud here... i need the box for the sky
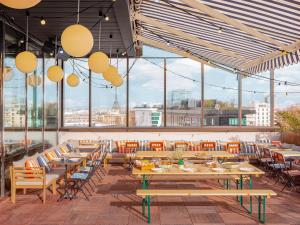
[4,45,300,110]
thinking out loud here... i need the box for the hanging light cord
[26,13,29,51]
[98,20,102,51]
[77,0,80,24]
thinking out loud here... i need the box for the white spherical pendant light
[1,0,41,9]
[61,24,94,57]
[3,66,13,81]
[102,65,118,82]
[15,51,37,73]
[111,74,123,87]
[88,52,109,74]
[67,73,80,87]
[47,65,64,82]
[27,75,41,87]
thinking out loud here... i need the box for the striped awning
[132,0,300,74]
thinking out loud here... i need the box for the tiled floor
[1,165,300,225]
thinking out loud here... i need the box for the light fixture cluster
[11,0,123,88]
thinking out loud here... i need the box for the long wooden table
[135,150,235,159]
[270,149,300,158]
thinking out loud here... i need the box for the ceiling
[1,0,135,57]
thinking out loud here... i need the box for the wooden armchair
[10,166,57,204]
[174,142,190,151]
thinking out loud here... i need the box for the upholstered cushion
[60,146,69,154]
[16,174,58,187]
[71,172,88,180]
[66,143,74,152]
[25,158,40,168]
[37,155,51,173]
[45,151,57,161]
[54,147,63,157]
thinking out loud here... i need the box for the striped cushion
[37,155,51,173]
[25,158,40,168]
[45,151,57,161]
[60,146,69,154]
[66,143,74,152]
[54,147,63,157]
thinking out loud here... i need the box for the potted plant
[172,149,184,168]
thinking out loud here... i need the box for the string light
[40,16,46,25]
[104,15,109,21]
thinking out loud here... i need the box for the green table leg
[249,176,253,214]
[239,175,243,205]
[258,196,261,222]
[262,196,266,224]
[147,196,151,224]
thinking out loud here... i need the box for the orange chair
[226,142,241,154]
[149,141,165,151]
[201,141,216,151]
[271,140,282,147]
[174,142,190,151]
[125,141,140,153]
[191,142,202,151]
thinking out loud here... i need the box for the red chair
[271,140,282,147]
[200,141,216,151]
[125,141,140,153]
[149,141,165,151]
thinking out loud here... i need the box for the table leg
[239,175,243,205]
[147,196,151,224]
[57,164,73,201]
[249,176,253,214]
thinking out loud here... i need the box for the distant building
[131,106,162,127]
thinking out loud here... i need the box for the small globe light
[47,65,64,82]
[88,52,109,74]
[15,51,37,73]
[67,73,80,87]
[1,0,41,9]
[3,66,13,81]
[111,74,123,87]
[27,75,41,86]
[102,65,118,82]
[61,24,94,57]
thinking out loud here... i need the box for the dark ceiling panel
[1,0,135,57]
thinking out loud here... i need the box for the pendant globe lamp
[16,13,37,74]
[61,0,93,57]
[47,36,64,82]
[1,0,41,9]
[88,17,109,74]
[102,65,118,82]
[66,61,80,87]
[110,74,123,87]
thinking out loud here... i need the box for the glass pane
[242,72,270,127]
[45,58,58,128]
[64,59,89,127]
[129,58,164,127]
[204,65,238,126]
[91,58,126,127]
[166,58,201,127]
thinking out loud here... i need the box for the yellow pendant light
[27,75,41,86]
[61,0,93,57]
[61,24,93,57]
[3,66,13,81]
[16,51,37,73]
[1,0,41,9]
[102,65,118,82]
[67,73,80,87]
[88,20,109,73]
[88,52,109,74]
[47,65,64,82]
[111,74,123,87]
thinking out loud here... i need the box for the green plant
[276,107,300,134]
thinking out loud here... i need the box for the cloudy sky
[4,46,300,111]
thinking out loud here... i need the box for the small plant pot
[178,159,184,168]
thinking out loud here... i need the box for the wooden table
[135,150,235,160]
[78,144,99,151]
[270,149,300,158]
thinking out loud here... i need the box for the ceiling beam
[240,40,300,71]
[113,0,135,57]
[134,12,246,61]
[180,0,289,51]
[136,35,214,68]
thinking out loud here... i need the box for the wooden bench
[10,166,58,204]
[136,189,277,224]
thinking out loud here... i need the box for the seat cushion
[71,173,88,180]
[45,174,59,185]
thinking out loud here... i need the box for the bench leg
[147,196,151,224]
[258,196,266,223]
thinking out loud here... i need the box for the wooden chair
[174,142,190,151]
[149,141,165,151]
[10,166,57,204]
[226,142,241,154]
[200,141,216,151]
[271,140,282,147]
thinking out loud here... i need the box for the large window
[63,59,89,127]
[242,72,270,127]
[91,58,127,127]
[204,66,239,126]
[166,58,201,127]
[275,64,300,111]
[129,58,164,127]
